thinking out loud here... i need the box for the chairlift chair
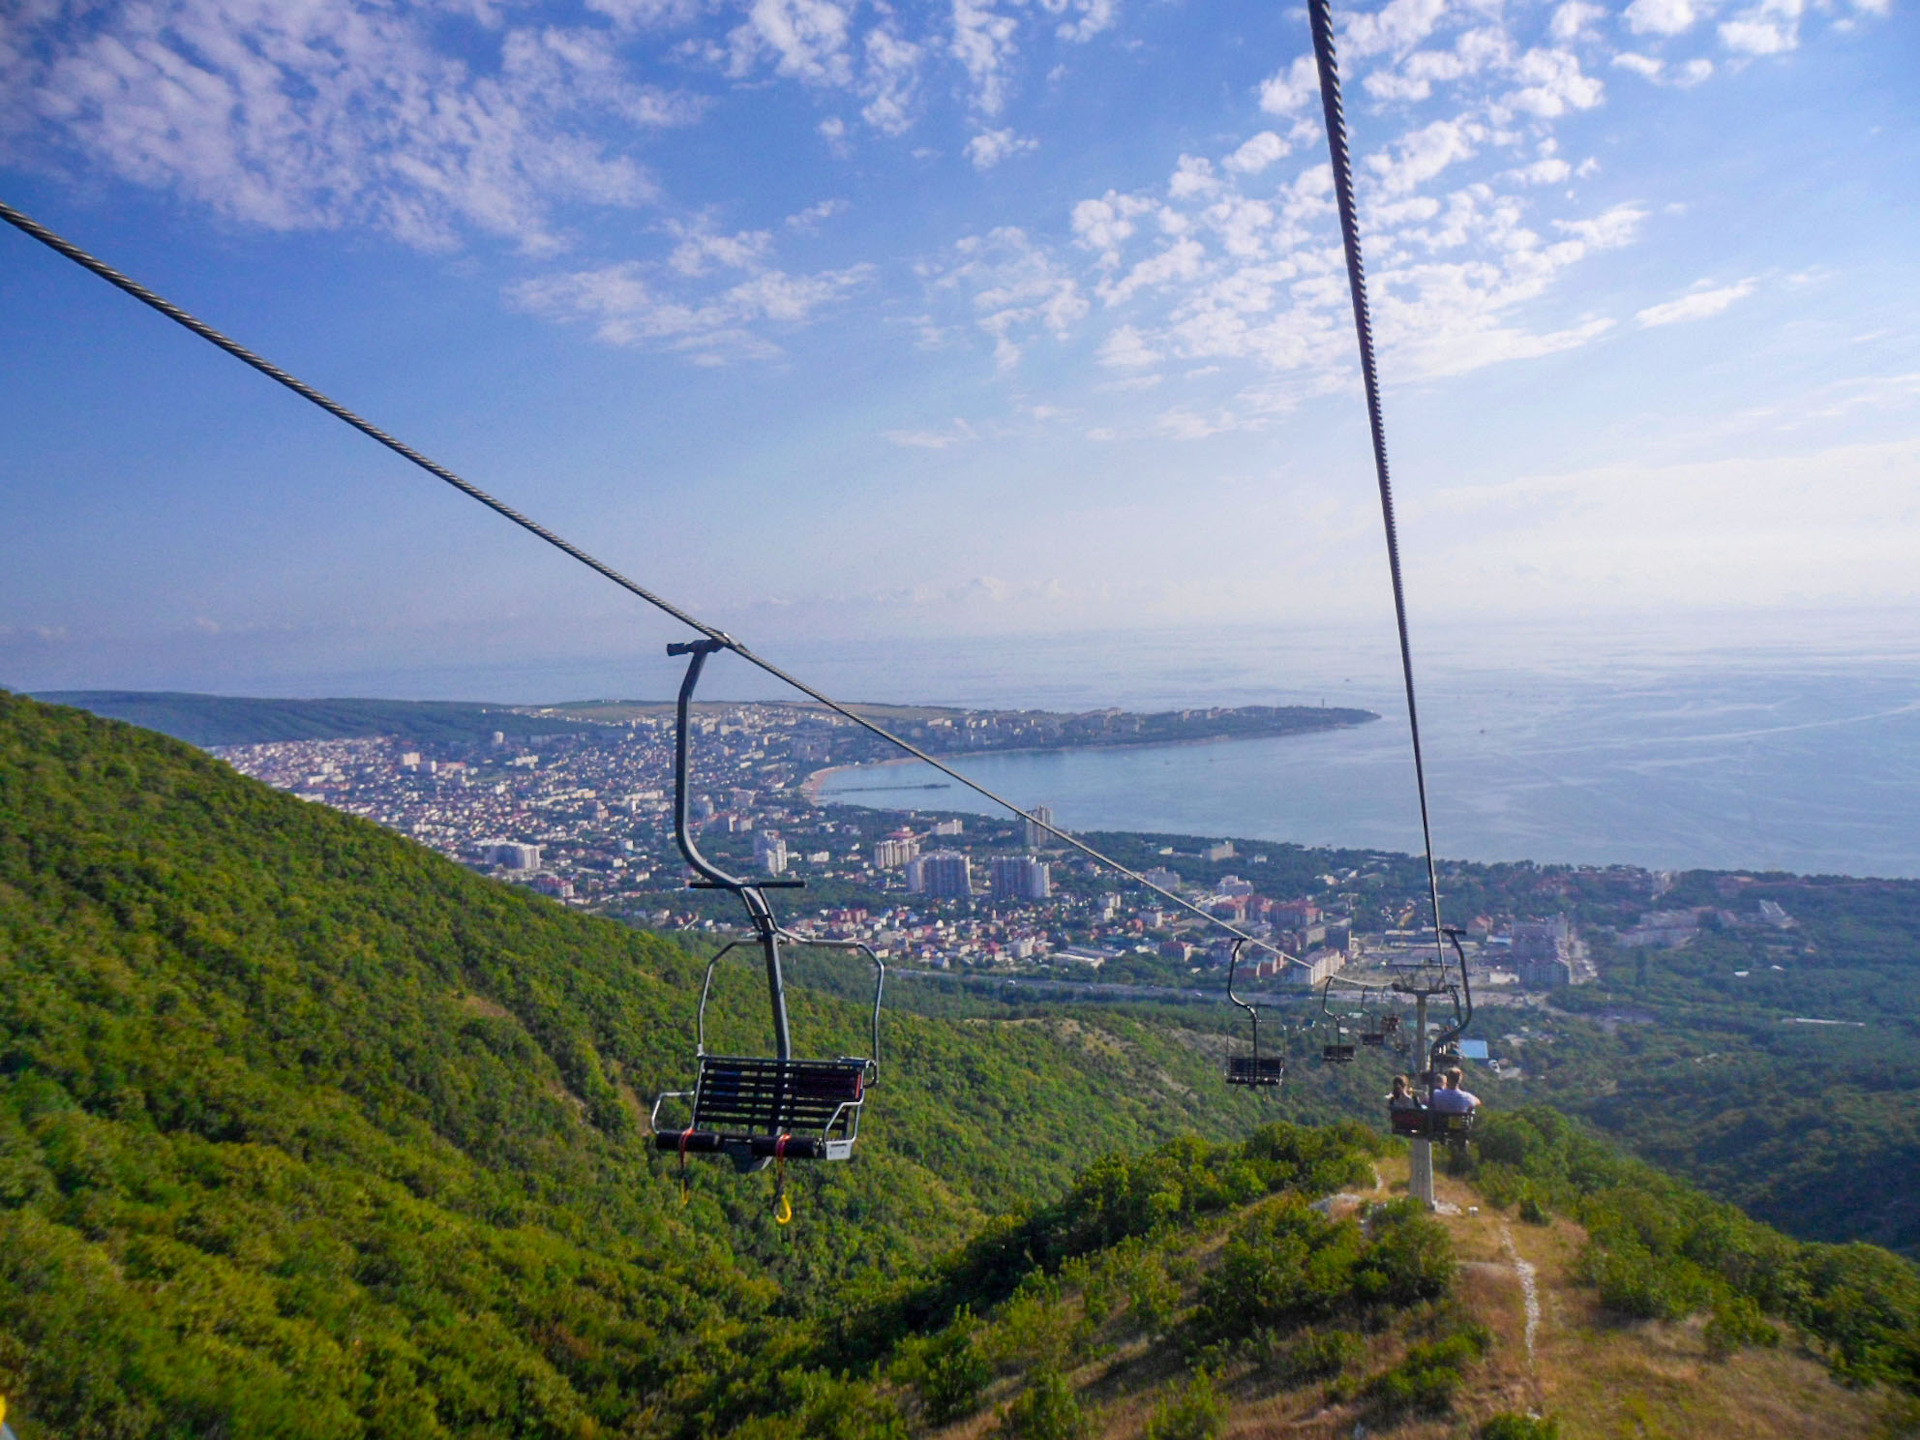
[1318,982,1357,1064]
[1360,998,1389,1049]
[1223,940,1286,1087]
[650,639,886,1175]
[1389,1107,1477,1147]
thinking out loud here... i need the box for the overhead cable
[1305,0,1450,967]
[1,196,1355,982]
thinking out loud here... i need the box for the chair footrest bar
[652,1130,847,1161]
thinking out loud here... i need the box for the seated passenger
[1388,1075,1423,1111]
[1428,1067,1480,1114]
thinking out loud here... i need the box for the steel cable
[1,196,1372,985]
[1305,0,1450,967]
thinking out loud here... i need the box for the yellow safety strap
[773,1134,794,1226]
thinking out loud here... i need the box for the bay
[817,664,1920,879]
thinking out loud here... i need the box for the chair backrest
[693,1056,866,1136]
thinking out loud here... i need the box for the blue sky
[1,0,1915,702]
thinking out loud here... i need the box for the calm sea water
[812,640,1920,879]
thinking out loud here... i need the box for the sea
[797,621,1920,880]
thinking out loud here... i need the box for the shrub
[995,1369,1087,1440]
[1270,1328,1364,1386]
[1143,1371,1226,1440]
[1518,1191,1551,1226]
[1705,1295,1780,1357]
[1354,1200,1456,1306]
[902,1307,993,1423]
[1366,1324,1491,1418]
[1481,1414,1560,1440]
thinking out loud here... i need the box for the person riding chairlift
[1388,1075,1423,1112]
[1428,1066,1480,1115]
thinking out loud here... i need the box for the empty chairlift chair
[1319,981,1357,1064]
[649,639,885,1174]
[1223,940,1286,1087]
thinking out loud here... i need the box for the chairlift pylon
[650,640,886,1194]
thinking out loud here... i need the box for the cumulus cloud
[932,227,1090,368]
[0,2,696,252]
[1258,55,1323,116]
[1223,131,1291,175]
[1635,277,1758,326]
[1624,0,1703,35]
[965,128,1039,169]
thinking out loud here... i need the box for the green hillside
[0,691,1294,1436]
[5,689,1920,1438]
[29,692,606,748]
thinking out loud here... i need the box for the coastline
[800,718,1374,808]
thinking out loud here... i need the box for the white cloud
[965,127,1039,169]
[1258,55,1323,116]
[951,0,1022,115]
[1612,51,1665,77]
[860,28,925,134]
[0,4,694,251]
[1169,154,1223,199]
[1056,0,1118,43]
[1099,324,1162,368]
[1506,157,1573,185]
[1550,2,1606,41]
[1501,48,1604,117]
[508,250,870,361]
[1223,131,1291,176]
[1342,0,1451,59]
[1071,190,1155,263]
[1368,119,1483,195]
[1635,277,1758,326]
[728,0,855,85]
[1624,0,1703,34]
[884,419,978,447]
[934,227,1089,367]
[1719,15,1796,51]
[786,197,849,229]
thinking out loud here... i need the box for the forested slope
[0,692,1270,1436]
[7,690,1920,1439]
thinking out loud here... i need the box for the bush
[1365,1324,1491,1418]
[1269,1328,1364,1386]
[995,1369,1087,1440]
[1143,1371,1226,1440]
[1354,1200,1457,1306]
[1705,1295,1780,1357]
[1481,1414,1560,1440]
[1518,1192,1551,1226]
[901,1307,993,1423]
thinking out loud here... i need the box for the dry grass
[929,1158,1894,1440]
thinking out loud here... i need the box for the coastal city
[213,699,1625,1002]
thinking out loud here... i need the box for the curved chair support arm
[779,932,886,1084]
[1225,939,1261,1060]
[695,941,752,1056]
[668,639,748,891]
[1428,929,1474,1053]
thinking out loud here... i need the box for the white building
[1025,805,1055,850]
[916,850,973,899]
[479,840,542,872]
[989,855,1052,901]
[754,830,789,876]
